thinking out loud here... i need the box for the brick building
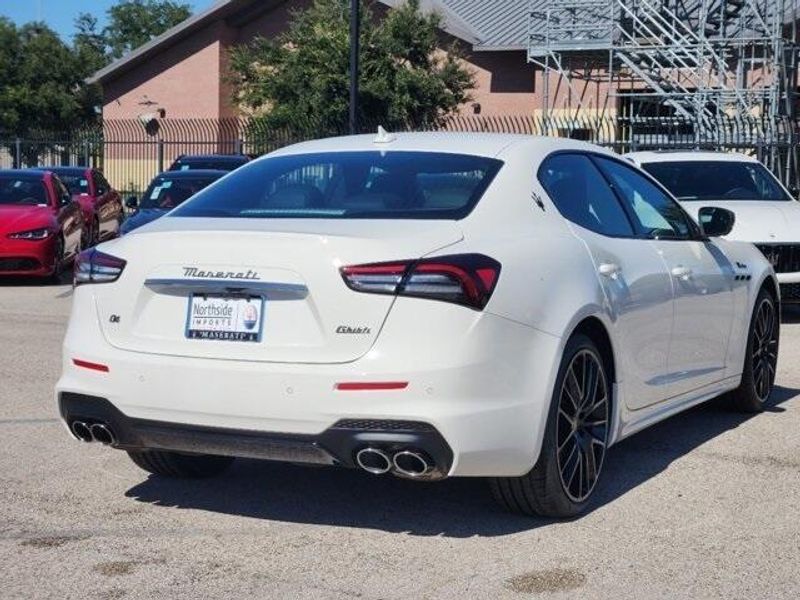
[90,0,541,121]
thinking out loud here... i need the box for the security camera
[137,113,161,136]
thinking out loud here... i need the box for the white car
[626,151,800,302]
[56,133,778,517]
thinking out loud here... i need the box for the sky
[0,0,217,41]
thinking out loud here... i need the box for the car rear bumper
[59,392,455,478]
[56,297,563,477]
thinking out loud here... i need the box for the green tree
[0,19,98,163]
[74,13,108,74]
[228,0,474,136]
[0,19,22,131]
[73,13,107,122]
[0,20,90,132]
[104,0,191,59]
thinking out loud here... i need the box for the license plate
[185,294,264,342]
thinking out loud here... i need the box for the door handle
[671,266,693,280]
[598,262,621,278]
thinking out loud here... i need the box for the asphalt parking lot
[1,278,799,600]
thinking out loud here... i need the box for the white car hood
[679,200,800,243]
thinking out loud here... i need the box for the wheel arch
[759,273,779,305]
[564,313,624,447]
[570,315,617,386]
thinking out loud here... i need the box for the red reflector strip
[72,359,109,373]
[335,381,408,391]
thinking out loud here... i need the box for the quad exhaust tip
[70,420,117,446]
[356,447,434,478]
[392,450,431,478]
[89,423,116,446]
[71,421,93,443]
[355,447,392,475]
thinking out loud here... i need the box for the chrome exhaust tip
[89,423,116,446]
[355,447,392,475]
[71,421,93,443]
[392,450,432,478]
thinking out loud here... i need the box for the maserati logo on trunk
[182,267,260,280]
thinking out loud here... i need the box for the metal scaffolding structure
[528,0,799,135]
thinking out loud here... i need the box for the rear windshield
[140,175,223,210]
[172,151,503,220]
[0,177,48,206]
[642,160,791,201]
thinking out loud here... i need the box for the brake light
[74,249,127,285]
[341,254,501,310]
[72,358,110,372]
[335,381,408,391]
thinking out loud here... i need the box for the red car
[0,170,84,279]
[43,167,123,246]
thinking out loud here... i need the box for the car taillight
[74,249,126,285]
[341,254,501,310]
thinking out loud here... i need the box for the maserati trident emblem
[769,253,780,268]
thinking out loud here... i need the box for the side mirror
[698,206,735,238]
[125,196,139,209]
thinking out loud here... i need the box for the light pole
[349,0,359,134]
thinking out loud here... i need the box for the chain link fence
[1,114,798,196]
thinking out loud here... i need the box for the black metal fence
[1,113,798,195]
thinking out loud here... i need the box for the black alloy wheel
[751,295,778,402]
[490,334,612,517]
[555,348,610,503]
[728,288,779,413]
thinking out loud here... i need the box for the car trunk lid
[93,218,463,363]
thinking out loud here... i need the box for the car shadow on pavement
[125,385,798,537]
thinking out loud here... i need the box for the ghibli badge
[336,325,371,334]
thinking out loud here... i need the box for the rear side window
[54,179,71,206]
[594,156,694,239]
[94,172,109,195]
[172,152,503,220]
[538,153,634,237]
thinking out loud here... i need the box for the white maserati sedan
[626,151,800,302]
[56,133,779,517]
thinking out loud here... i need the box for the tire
[490,334,611,518]
[727,287,779,413]
[91,218,100,246]
[127,450,234,478]
[48,236,65,284]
